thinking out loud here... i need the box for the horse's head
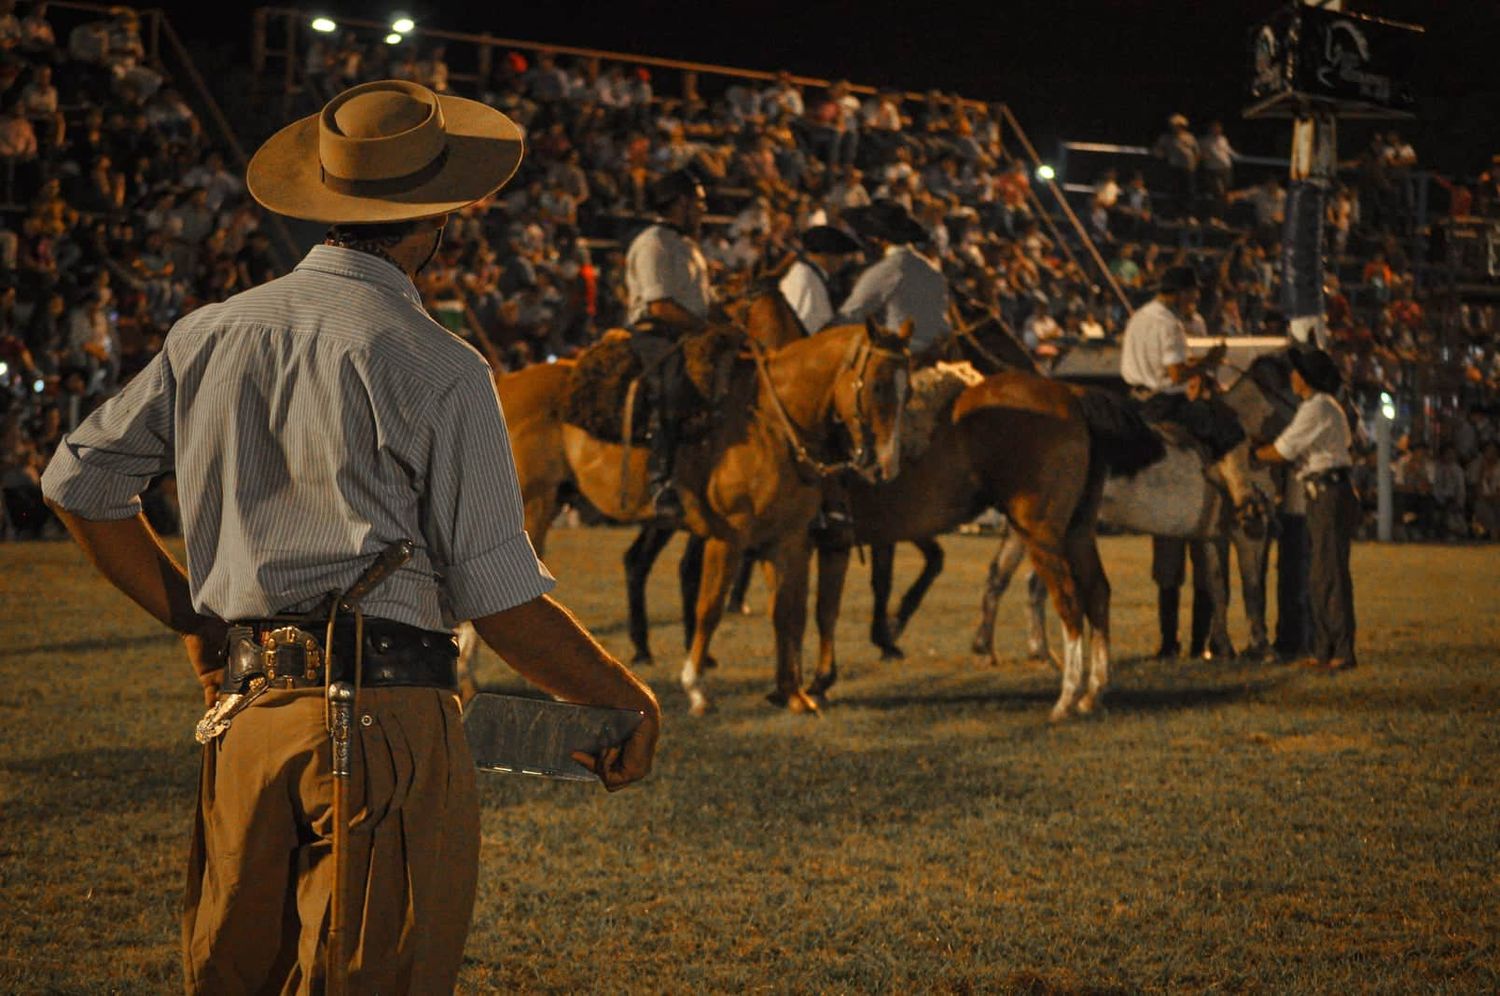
[830,318,914,483]
[1227,350,1300,444]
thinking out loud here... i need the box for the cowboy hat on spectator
[800,225,863,255]
[843,199,928,245]
[247,79,524,224]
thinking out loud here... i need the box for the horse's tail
[1072,387,1165,477]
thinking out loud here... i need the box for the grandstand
[3,3,1498,544]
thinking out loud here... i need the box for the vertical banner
[1280,180,1326,322]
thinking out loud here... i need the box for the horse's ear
[864,315,880,340]
[897,318,915,342]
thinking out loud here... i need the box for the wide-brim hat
[800,224,863,255]
[843,199,927,244]
[247,79,524,224]
[1288,345,1342,393]
[1159,264,1199,294]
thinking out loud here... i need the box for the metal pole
[1377,395,1393,542]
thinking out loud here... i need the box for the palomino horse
[497,317,913,715]
[971,351,1299,669]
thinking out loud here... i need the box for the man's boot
[1155,586,1181,660]
[645,383,682,521]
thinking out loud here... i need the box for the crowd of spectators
[5,21,1499,542]
[0,3,279,538]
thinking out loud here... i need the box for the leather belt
[222,616,459,692]
[1305,467,1351,485]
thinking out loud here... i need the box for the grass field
[2,529,1498,993]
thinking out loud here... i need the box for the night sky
[162,1,1498,176]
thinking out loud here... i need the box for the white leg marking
[681,656,710,715]
[1078,629,1110,715]
[1050,630,1086,722]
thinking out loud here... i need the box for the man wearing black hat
[837,199,951,356]
[1254,347,1356,671]
[779,224,863,334]
[624,168,713,518]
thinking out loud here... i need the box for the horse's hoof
[787,690,822,716]
[1076,694,1102,716]
[1048,705,1071,724]
[879,645,905,662]
[631,651,654,667]
[972,653,1000,669]
[764,689,788,707]
[687,688,712,716]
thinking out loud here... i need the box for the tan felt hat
[247,79,524,224]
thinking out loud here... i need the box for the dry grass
[2,530,1498,993]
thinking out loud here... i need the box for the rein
[746,331,906,481]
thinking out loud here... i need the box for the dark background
[160,0,1499,176]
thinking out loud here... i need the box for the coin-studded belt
[222,617,459,692]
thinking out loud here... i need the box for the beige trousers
[181,686,479,994]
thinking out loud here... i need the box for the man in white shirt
[1254,347,1356,671]
[624,168,713,518]
[778,225,862,334]
[1198,120,1235,221]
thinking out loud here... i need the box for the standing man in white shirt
[778,224,863,334]
[1255,347,1356,671]
[838,199,950,359]
[624,168,713,518]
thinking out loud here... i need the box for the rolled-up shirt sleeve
[40,350,175,519]
[837,261,895,326]
[1273,399,1319,462]
[421,362,555,621]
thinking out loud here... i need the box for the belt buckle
[264,626,323,687]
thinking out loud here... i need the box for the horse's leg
[972,526,1028,666]
[891,537,944,643]
[624,525,675,666]
[677,533,705,653]
[1234,523,1273,659]
[869,542,902,661]
[762,534,820,714]
[1069,534,1112,716]
[808,542,850,703]
[681,536,739,716]
[1027,567,1052,666]
[725,552,756,616]
[455,622,481,706]
[1027,540,1087,723]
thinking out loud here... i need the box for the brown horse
[498,317,913,715]
[948,371,1166,721]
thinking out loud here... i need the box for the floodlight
[0,361,8,377]
[385,33,403,45]
[1380,391,1395,421]
[391,16,415,33]
[310,17,337,33]
[33,379,44,393]
[1035,164,1056,182]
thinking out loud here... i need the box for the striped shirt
[41,245,555,630]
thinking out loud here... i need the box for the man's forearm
[47,504,206,634]
[472,594,659,715]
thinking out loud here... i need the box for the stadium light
[1035,164,1056,182]
[0,361,8,377]
[33,379,44,394]
[390,15,415,33]
[310,17,337,33]
[385,32,403,44]
[1380,391,1395,421]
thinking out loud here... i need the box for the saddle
[559,324,745,444]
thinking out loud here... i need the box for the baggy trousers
[181,687,479,994]
[1306,478,1358,663]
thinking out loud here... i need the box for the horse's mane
[1245,351,1293,400]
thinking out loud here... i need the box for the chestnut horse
[495,317,913,715]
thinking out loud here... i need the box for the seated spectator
[1470,441,1500,539]
[1394,441,1436,539]
[1431,444,1467,539]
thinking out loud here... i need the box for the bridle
[747,328,911,482]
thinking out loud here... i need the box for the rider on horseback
[624,168,713,520]
[838,200,952,363]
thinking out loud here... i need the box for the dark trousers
[1152,536,1231,655]
[629,330,686,488]
[1274,513,1312,656]
[1307,479,1357,663]
[1140,391,1246,459]
[1230,523,1270,650]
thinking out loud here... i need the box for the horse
[949,371,1168,720]
[970,351,1300,668]
[493,315,914,716]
